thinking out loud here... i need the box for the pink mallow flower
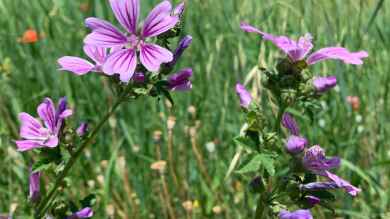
[240,22,368,66]
[84,0,181,82]
[279,209,313,219]
[29,168,41,203]
[303,145,361,196]
[15,97,72,151]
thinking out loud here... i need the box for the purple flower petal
[29,169,41,203]
[168,68,193,91]
[167,35,192,67]
[303,145,341,175]
[313,76,337,93]
[307,47,368,65]
[37,98,56,133]
[285,135,307,154]
[102,49,137,82]
[288,34,313,61]
[235,83,252,108]
[76,123,88,137]
[240,22,266,35]
[173,2,185,17]
[83,45,107,65]
[305,195,320,207]
[67,207,93,219]
[109,0,139,34]
[84,18,128,47]
[282,113,300,136]
[142,1,179,37]
[300,182,340,191]
[58,57,95,75]
[324,171,361,197]
[279,209,313,219]
[132,72,145,83]
[18,113,47,140]
[15,139,45,151]
[139,43,173,72]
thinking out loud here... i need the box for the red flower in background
[18,29,39,44]
[346,96,360,111]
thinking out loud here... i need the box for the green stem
[35,97,124,218]
[254,195,266,219]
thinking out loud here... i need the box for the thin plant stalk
[35,96,125,218]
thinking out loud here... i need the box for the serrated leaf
[236,154,275,176]
[236,154,263,174]
[233,135,257,151]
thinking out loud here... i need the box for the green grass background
[0,0,389,218]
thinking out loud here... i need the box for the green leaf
[236,154,275,176]
[80,194,97,207]
[233,135,257,151]
[307,190,335,201]
[32,158,52,173]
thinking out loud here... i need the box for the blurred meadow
[0,0,389,218]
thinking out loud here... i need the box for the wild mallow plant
[232,22,368,218]
[16,1,192,218]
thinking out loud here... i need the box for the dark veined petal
[279,209,313,219]
[15,139,45,152]
[84,17,128,47]
[282,113,300,135]
[103,49,137,82]
[142,1,179,37]
[83,45,107,65]
[235,83,252,108]
[139,43,173,72]
[37,98,57,133]
[109,0,139,34]
[18,112,46,140]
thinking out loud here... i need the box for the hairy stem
[35,97,124,218]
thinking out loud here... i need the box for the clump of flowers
[16,0,192,218]
[232,23,367,218]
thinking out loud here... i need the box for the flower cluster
[234,23,367,218]
[58,0,192,92]
[15,0,192,218]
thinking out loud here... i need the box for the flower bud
[235,83,252,108]
[29,169,40,203]
[167,68,193,91]
[249,176,264,193]
[313,76,337,93]
[132,72,145,83]
[304,195,320,208]
[285,135,307,154]
[76,122,88,137]
[167,35,192,68]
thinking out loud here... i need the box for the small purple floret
[313,76,337,93]
[279,209,313,219]
[235,83,252,108]
[168,68,193,91]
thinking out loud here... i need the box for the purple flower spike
[279,209,313,219]
[167,35,192,67]
[240,22,368,66]
[84,0,179,82]
[235,83,252,108]
[305,195,320,207]
[286,135,307,154]
[76,123,89,137]
[303,145,340,175]
[29,169,41,203]
[67,207,93,219]
[58,45,108,75]
[16,97,72,151]
[168,68,193,91]
[282,113,300,136]
[313,76,337,93]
